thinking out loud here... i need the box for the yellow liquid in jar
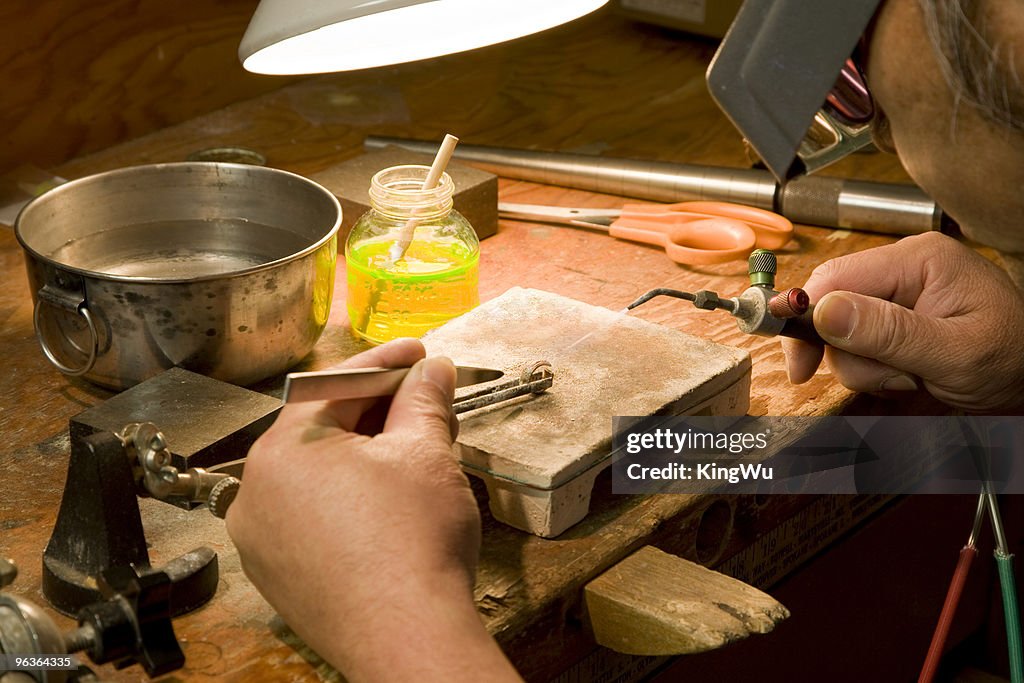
[346,237,479,343]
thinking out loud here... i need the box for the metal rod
[967,491,987,549]
[985,490,1011,557]
[365,136,951,236]
[368,136,777,208]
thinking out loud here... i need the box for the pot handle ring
[33,297,99,377]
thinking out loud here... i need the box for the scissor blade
[498,202,618,228]
[283,366,504,403]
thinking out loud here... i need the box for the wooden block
[423,287,751,536]
[585,545,790,655]
[310,146,498,243]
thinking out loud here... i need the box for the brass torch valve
[626,249,824,347]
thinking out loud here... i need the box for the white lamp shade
[239,0,610,74]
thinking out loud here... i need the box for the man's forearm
[327,583,522,683]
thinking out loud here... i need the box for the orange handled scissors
[498,201,793,266]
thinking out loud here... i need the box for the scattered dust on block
[423,287,751,494]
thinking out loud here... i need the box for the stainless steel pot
[15,162,341,389]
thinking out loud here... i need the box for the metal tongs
[450,360,553,414]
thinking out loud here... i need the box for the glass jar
[345,165,480,344]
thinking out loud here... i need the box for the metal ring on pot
[33,298,99,377]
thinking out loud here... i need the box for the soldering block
[311,146,498,243]
[423,287,751,537]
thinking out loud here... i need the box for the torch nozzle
[626,288,694,310]
[626,288,737,314]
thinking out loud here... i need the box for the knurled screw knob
[769,287,811,319]
[748,249,777,288]
[208,477,242,519]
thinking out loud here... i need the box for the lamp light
[240,0,610,75]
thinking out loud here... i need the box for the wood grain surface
[0,0,300,173]
[0,6,943,682]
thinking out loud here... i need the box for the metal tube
[365,136,949,236]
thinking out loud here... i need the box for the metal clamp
[119,423,235,505]
[33,290,98,377]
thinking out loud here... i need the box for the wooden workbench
[1,7,974,682]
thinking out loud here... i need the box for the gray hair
[918,0,1024,131]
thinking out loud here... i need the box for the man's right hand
[226,339,522,682]
[784,232,1024,413]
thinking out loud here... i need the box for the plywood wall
[0,0,304,173]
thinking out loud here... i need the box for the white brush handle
[389,134,460,261]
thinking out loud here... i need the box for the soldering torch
[627,249,824,347]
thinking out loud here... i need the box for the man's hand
[784,232,1024,413]
[226,338,521,682]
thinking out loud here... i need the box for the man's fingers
[384,356,459,445]
[279,338,427,432]
[800,233,956,307]
[782,337,825,384]
[822,347,919,394]
[812,291,949,379]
